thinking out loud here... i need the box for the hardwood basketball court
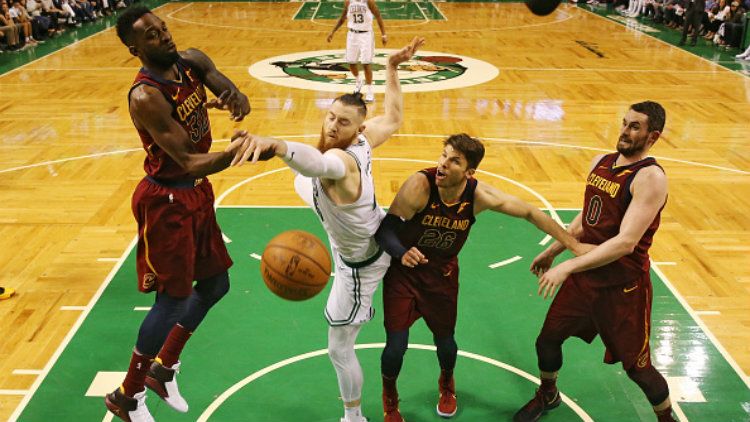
[0,1,748,421]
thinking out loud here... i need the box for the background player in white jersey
[327,0,387,103]
[229,37,425,422]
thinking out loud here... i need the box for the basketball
[525,0,562,16]
[260,230,332,301]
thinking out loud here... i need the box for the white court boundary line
[196,343,594,422]
[652,263,750,388]
[2,133,745,176]
[8,236,138,422]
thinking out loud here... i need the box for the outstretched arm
[181,48,250,122]
[327,0,349,42]
[130,85,250,177]
[363,37,425,148]
[474,181,584,254]
[375,172,430,267]
[227,135,355,180]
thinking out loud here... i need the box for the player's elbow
[617,237,638,255]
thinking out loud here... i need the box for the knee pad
[535,336,563,373]
[626,365,669,405]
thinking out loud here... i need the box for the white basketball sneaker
[365,85,374,103]
[105,388,155,422]
[145,360,189,413]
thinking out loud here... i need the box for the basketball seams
[262,245,331,285]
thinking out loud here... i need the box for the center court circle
[248,49,499,94]
[196,343,593,421]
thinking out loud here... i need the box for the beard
[146,49,180,69]
[616,136,646,157]
[317,126,358,153]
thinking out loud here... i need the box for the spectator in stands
[703,0,730,39]
[1,0,23,50]
[716,1,745,46]
[54,0,79,26]
[24,0,53,39]
[8,0,36,45]
[39,0,66,33]
[680,0,705,45]
[664,0,686,28]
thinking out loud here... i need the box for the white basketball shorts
[345,29,375,64]
[325,247,391,326]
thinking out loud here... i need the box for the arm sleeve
[282,141,346,180]
[375,214,408,260]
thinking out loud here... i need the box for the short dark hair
[630,101,666,133]
[116,5,151,46]
[444,133,485,170]
[334,92,367,118]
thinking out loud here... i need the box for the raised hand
[207,89,251,122]
[388,36,425,66]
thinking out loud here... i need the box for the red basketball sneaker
[104,387,154,422]
[144,360,188,413]
[383,391,405,422]
[513,388,561,422]
[436,371,457,418]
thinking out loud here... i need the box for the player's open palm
[537,264,568,299]
[388,36,425,66]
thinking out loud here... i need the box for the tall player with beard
[233,37,425,422]
[374,134,588,422]
[107,6,254,422]
[514,101,676,422]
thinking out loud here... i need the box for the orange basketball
[260,230,332,301]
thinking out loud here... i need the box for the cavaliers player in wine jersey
[514,102,676,422]
[106,6,253,422]
[374,134,586,422]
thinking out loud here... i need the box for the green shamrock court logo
[248,49,499,94]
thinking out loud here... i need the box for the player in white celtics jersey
[229,37,425,422]
[327,0,387,103]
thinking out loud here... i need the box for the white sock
[344,405,363,421]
